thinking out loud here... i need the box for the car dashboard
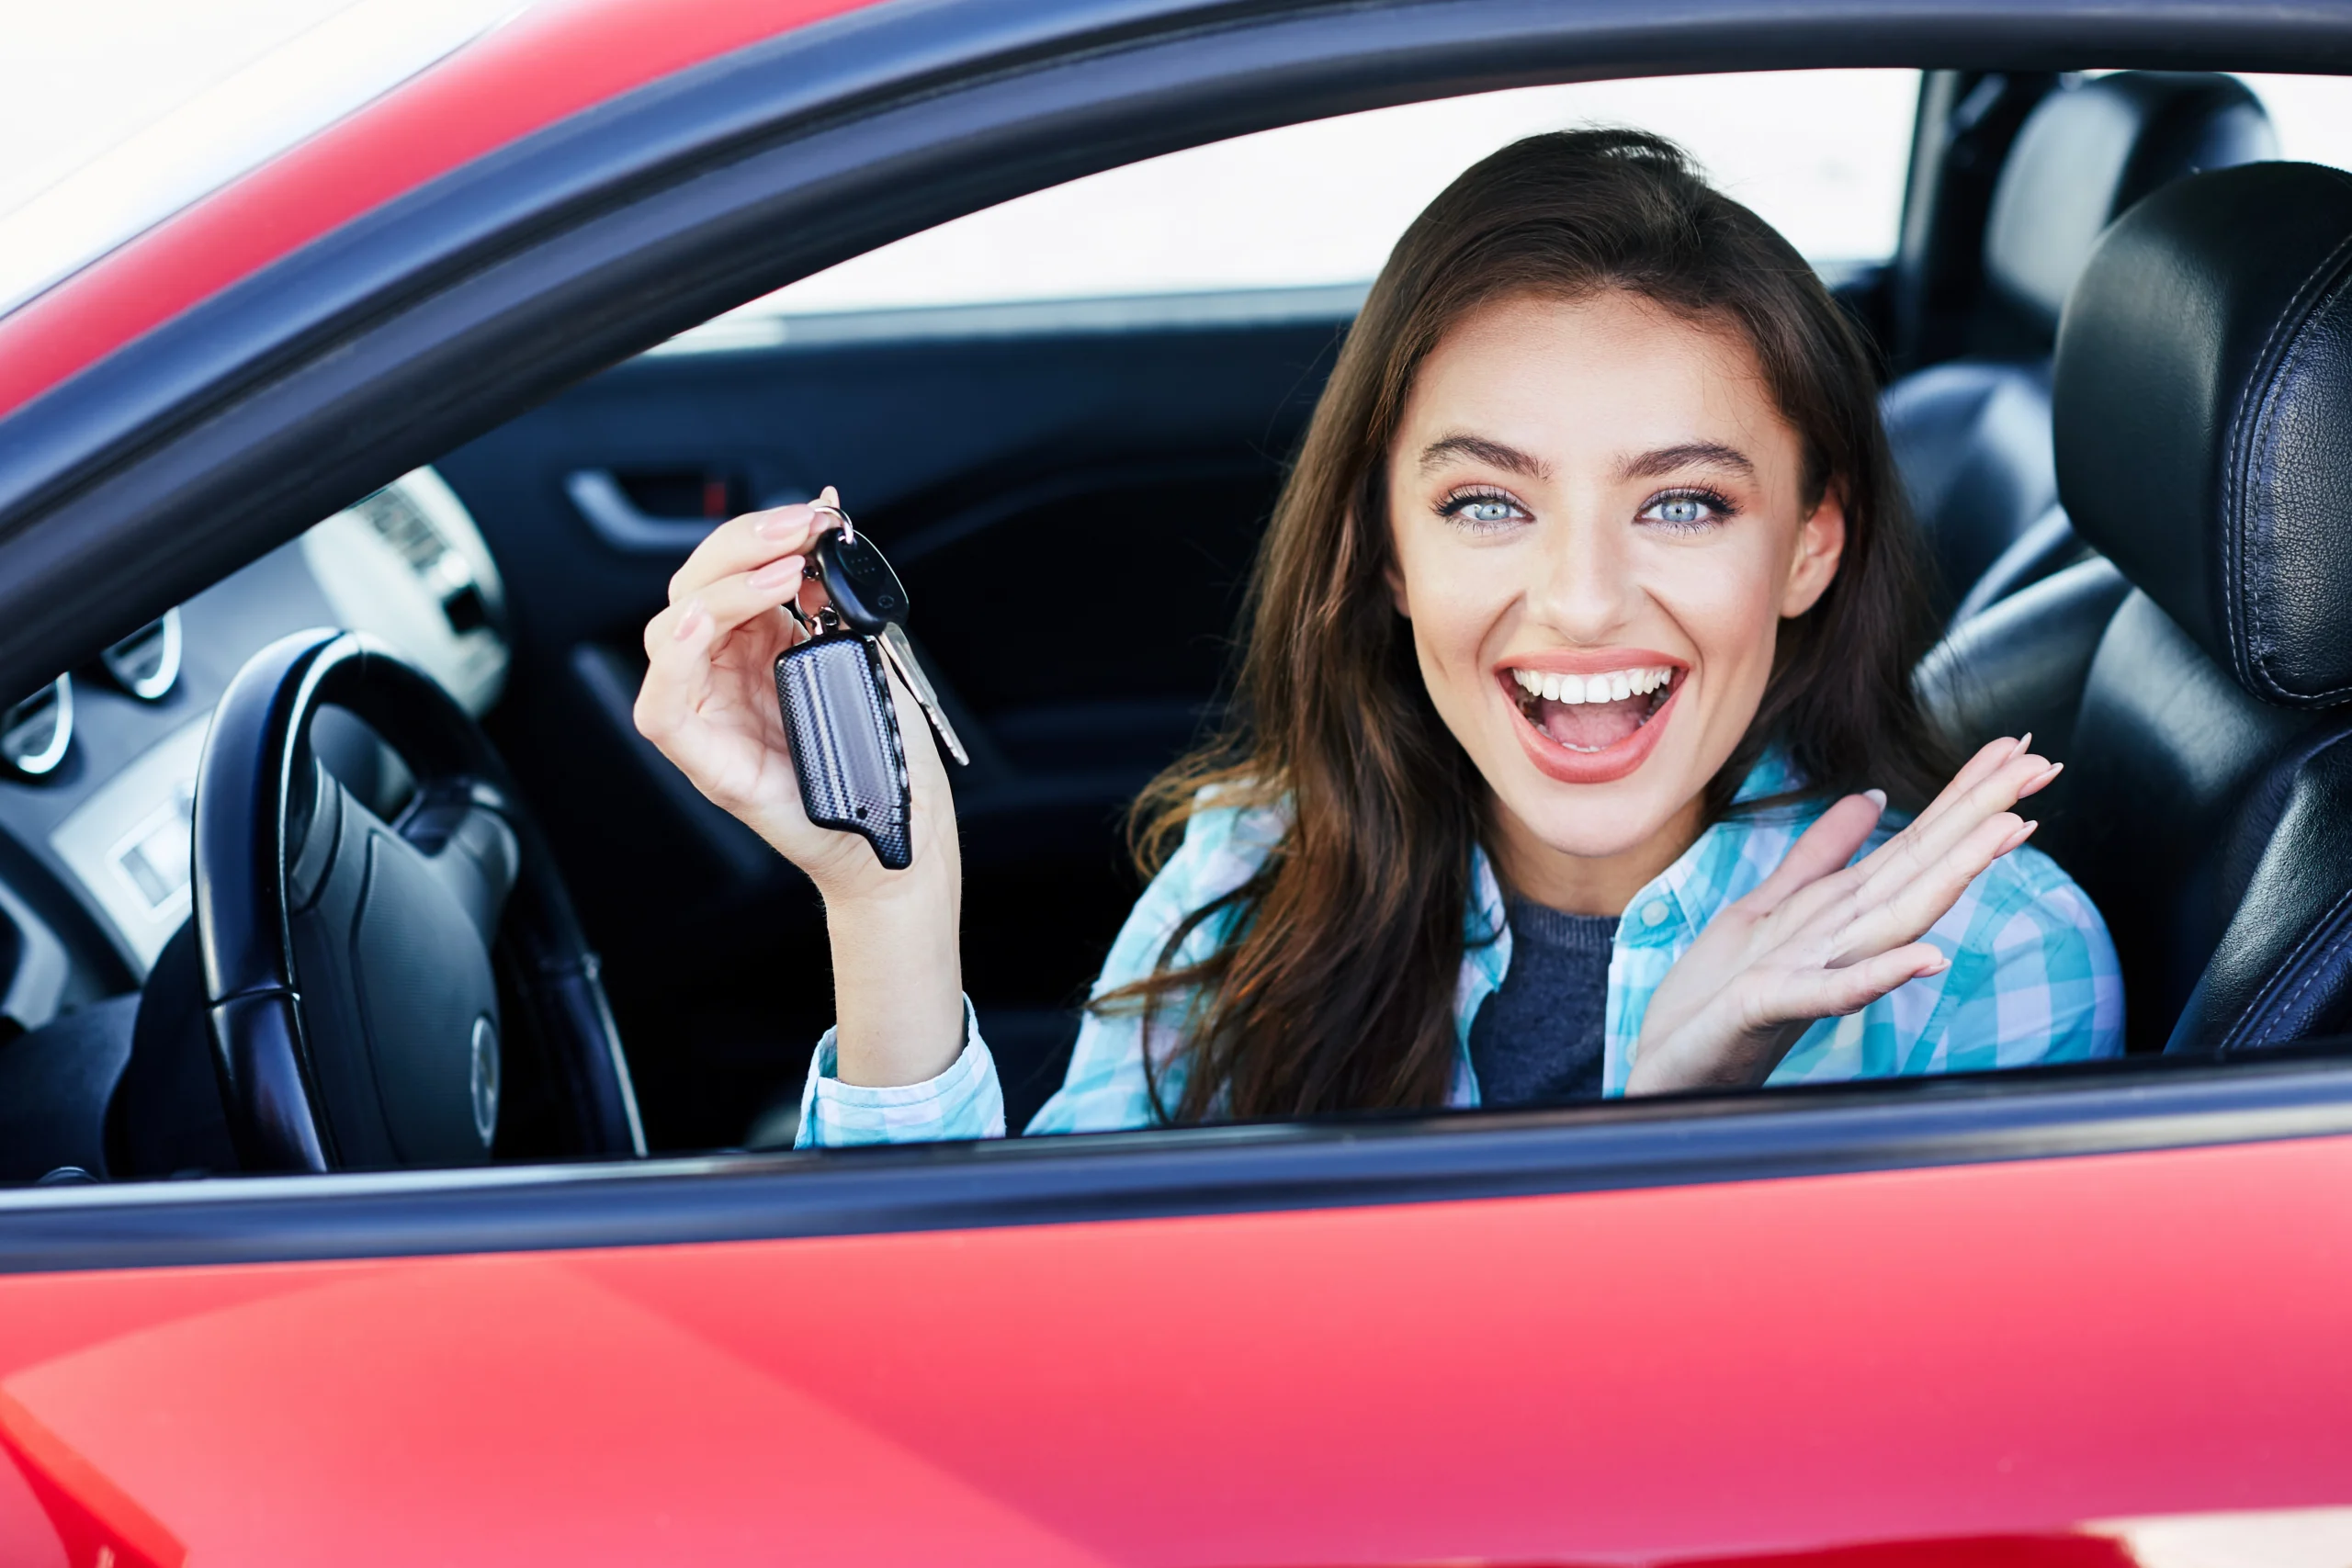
[0,469,511,1045]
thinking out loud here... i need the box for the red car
[0,2,2348,1562]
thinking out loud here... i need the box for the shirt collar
[1466,748,1814,961]
[1621,749,1818,948]
[1464,840,1511,985]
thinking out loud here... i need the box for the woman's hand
[634,491,967,1088]
[1624,736,2062,1095]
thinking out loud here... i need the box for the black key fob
[809,528,910,632]
[808,521,970,766]
[775,633,911,870]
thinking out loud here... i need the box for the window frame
[1,0,2350,1267]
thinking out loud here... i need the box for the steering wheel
[190,629,643,1171]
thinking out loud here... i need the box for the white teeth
[1509,664,1679,703]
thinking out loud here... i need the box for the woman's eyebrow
[1418,434,1550,479]
[1616,441,1756,482]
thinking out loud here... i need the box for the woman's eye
[1639,491,1732,531]
[1440,493,1528,532]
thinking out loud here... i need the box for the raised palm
[1628,736,2059,1094]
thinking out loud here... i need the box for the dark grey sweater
[1467,897,1617,1107]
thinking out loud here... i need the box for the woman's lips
[1499,664,1684,785]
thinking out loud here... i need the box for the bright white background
[4,3,2352,317]
[734,70,2352,318]
[0,0,514,313]
[764,71,1923,314]
[0,0,357,222]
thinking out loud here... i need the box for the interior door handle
[565,469,723,554]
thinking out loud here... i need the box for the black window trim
[3,1050,2350,1273]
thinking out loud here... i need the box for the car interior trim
[0,878,69,1039]
[645,282,1374,356]
[46,716,209,977]
[0,680,74,782]
[562,468,737,556]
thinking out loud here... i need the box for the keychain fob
[775,509,966,872]
[776,631,912,869]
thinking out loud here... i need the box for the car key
[804,513,970,767]
[772,504,965,872]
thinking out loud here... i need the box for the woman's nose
[1524,511,1637,641]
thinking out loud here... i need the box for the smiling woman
[633,129,2124,1140]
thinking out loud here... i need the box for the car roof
[0,0,876,423]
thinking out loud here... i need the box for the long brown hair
[1105,128,1948,1125]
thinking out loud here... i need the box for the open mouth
[1504,662,1681,754]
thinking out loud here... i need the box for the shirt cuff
[794,996,1008,1147]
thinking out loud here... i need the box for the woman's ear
[1780,482,1848,619]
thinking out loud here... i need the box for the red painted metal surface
[0,0,877,424]
[0,1133,2342,1564]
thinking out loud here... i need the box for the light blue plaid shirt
[797,755,2123,1145]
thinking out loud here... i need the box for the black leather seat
[1920,161,2352,1057]
[1884,73,2275,621]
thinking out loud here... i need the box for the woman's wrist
[821,864,967,1088]
[1626,1015,1796,1095]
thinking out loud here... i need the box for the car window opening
[6,65,2352,1185]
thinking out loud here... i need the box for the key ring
[808,499,854,545]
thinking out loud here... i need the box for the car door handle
[565,469,725,554]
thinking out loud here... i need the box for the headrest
[1986,73,2276,342]
[2054,161,2352,709]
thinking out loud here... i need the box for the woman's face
[1386,289,1844,891]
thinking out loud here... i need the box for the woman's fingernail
[2026,761,2064,793]
[756,509,808,541]
[2002,818,2040,853]
[1920,954,1951,977]
[750,554,804,592]
[1862,788,1887,810]
[2008,732,2033,760]
[673,599,706,641]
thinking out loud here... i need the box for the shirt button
[1641,900,1670,928]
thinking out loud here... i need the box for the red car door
[0,1122,2345,1564]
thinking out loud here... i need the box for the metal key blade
[875,622,970,767]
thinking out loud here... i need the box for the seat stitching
[2223,167,2352,697]
[2229,225,2352,704]
[2210,730,2352,1047]
[2222,882,2352,1050]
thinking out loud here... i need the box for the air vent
[100,608,182,701]
[0,678,72,779]
[351,485,493,637]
